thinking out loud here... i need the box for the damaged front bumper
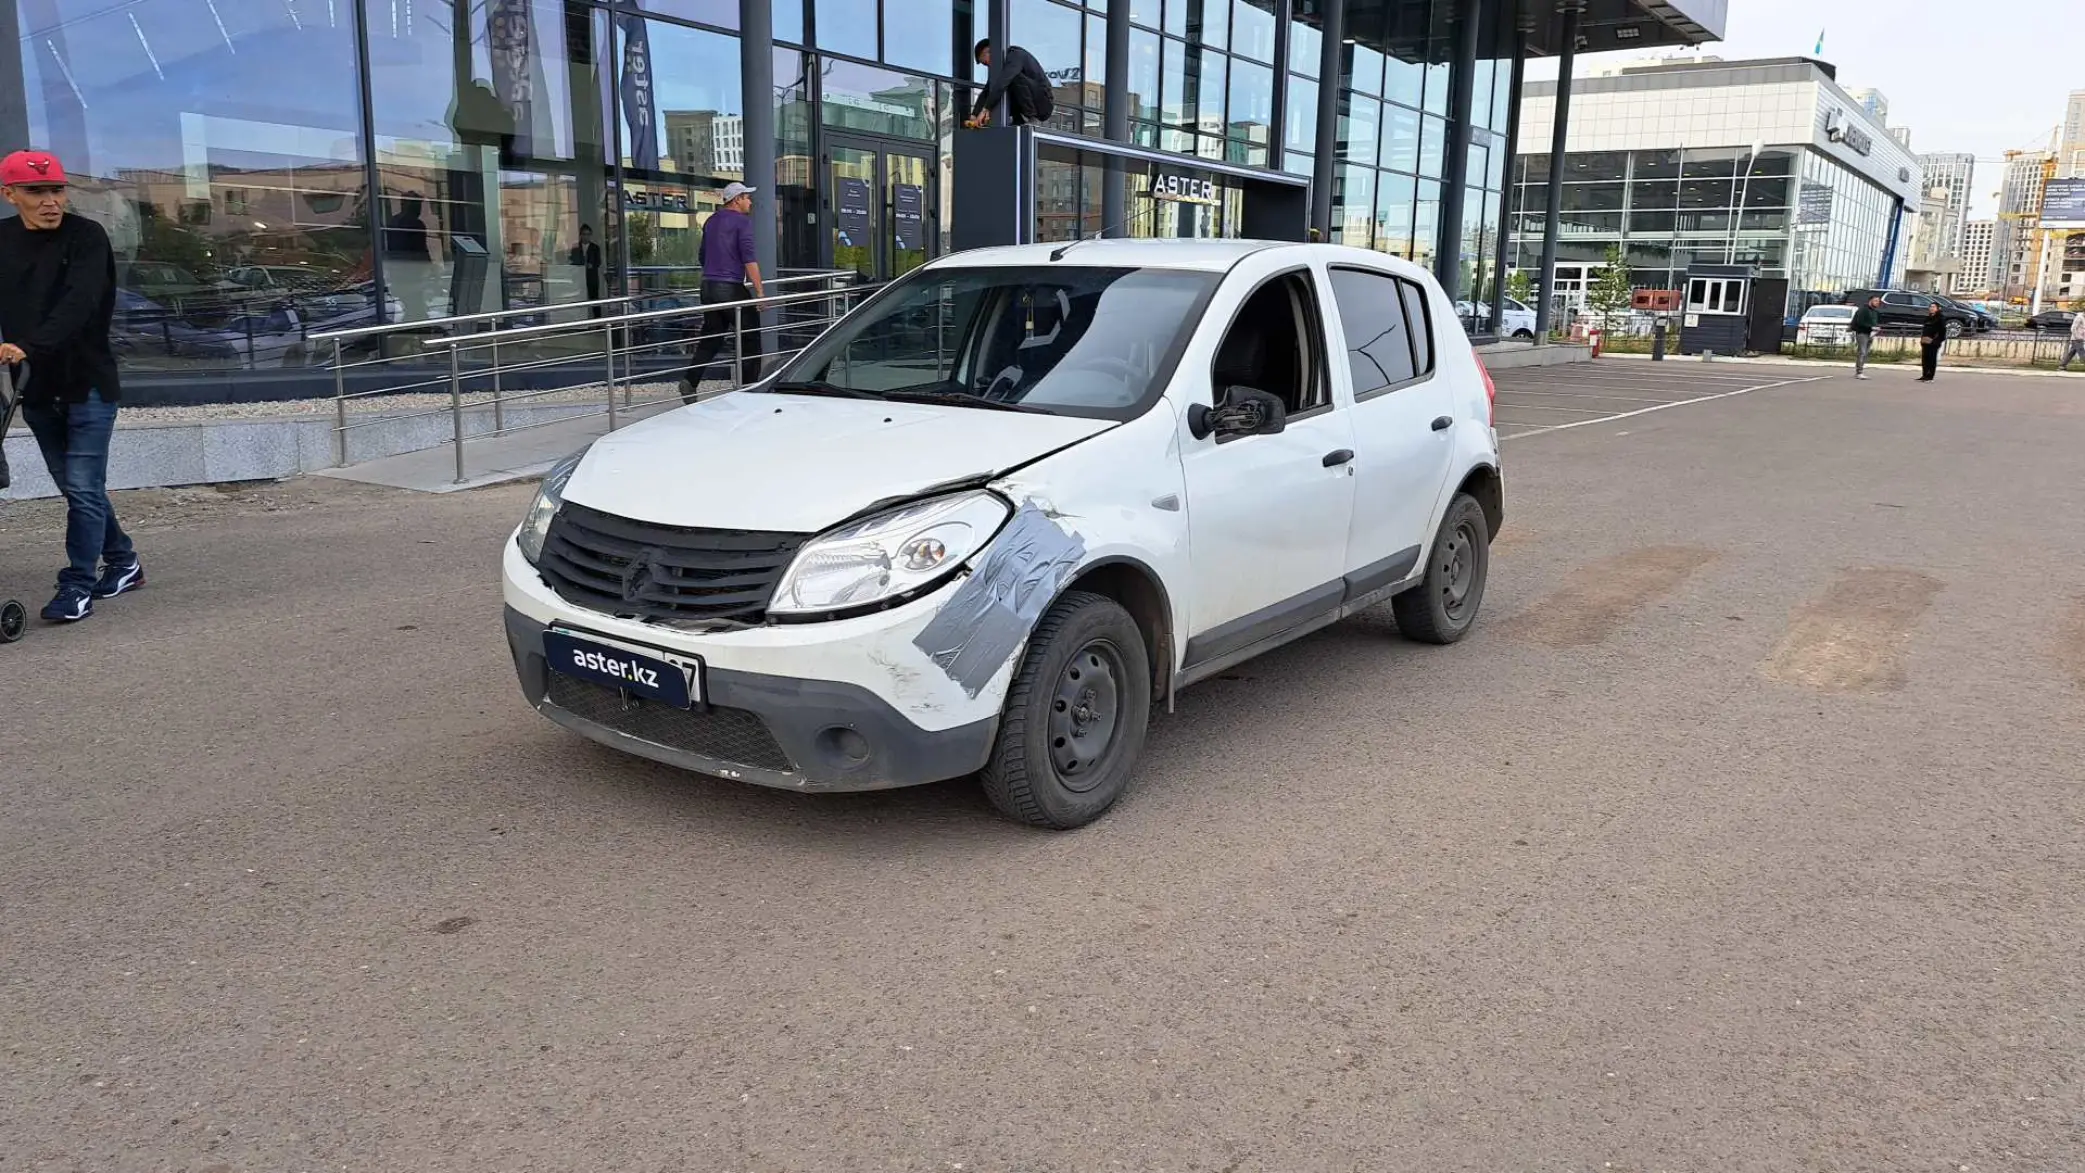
[501,539,1016,793]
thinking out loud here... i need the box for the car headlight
[517,451,585,565]
[771,491,1012,617]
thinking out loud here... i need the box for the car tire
[1392,493,1492,646]
[1945,320,1964,338]
[979,591,1152,830]
[1513,329,1535,339]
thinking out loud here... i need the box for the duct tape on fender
[912,500,1087,697]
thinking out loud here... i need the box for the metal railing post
[489,322,505,435]
[731,307,744,388]
[331,338,348,466]
[603,319,619,430]
[449,345,467,486]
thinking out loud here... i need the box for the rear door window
[1327,267,1436,400]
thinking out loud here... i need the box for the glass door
[827,135,938,282]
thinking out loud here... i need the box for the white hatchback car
[503,240,1503,828]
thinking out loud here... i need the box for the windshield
[770,265,1220,420]
[1809,307,1854,320]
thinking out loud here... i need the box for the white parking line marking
[1497,389,1687,405]
[1503,374,1835,440]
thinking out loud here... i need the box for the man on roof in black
[965,40,1056,129]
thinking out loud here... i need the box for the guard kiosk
[953,125,1310,250]
[1678,264,1760,356]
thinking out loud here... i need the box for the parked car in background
[1933,294,1996,332]
[1844,289,1977,338]
[2027,309,2077,332]
[1454,296,1537,338]
[1797,304,1856,345]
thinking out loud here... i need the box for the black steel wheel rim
[1047,639,1125,792]
[1439,519,1481,622]
[0,601,23,642]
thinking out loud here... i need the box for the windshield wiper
[766,379,886,400]
[881,388,1050,413]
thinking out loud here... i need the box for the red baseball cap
[1,150,68,187]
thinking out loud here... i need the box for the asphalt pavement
[3,361,2083,1172]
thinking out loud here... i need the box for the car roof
[926,238,1439,282]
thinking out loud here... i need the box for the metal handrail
[417,283,857,350]
[328,271,870,482]
[306,269,855,345]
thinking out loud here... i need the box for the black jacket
[972,46,1053,119]
[1920,313,1948,345]
[0,213,122,404]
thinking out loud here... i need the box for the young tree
[1505,268,1534,305]
[1585,244,1634,333]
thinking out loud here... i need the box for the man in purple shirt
[682,181,767,402]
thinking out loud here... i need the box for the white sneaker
[1855,373,1869,379]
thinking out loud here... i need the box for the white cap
[720,182,757,202]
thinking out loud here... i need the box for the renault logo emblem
[621,547,666,603]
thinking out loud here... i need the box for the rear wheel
[1392,493,1491,645]
[0,600,26,643]
[1945,319,1964,338]
[979,591,1151,830]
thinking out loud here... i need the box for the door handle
[1431,416,1453,432]
[1322,448,1355,467]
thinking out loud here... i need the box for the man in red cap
[0,149,142,624]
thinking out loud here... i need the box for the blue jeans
[23,389,135,592]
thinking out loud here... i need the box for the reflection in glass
[888,0,957,75]
[1413,178,1440,268]
[1384,104,1420,173]
[1375,172,1417,259]
[1419,115,1445,178]
[1384,54,1423,109]
[822,61,935,140]
[1338,166,1375,248]
[1341,94,1380,167]
[1233,0,1276,62]
[1285,76,1318,156]
[1228,60,1274,166]
[1129,31,1162,122]
[815,0,878,57]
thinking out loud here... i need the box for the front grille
[546,673,795,773]
[538,502,806,624]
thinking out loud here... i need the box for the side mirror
[1188,386,1288,440]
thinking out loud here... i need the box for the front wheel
[0,599,26,643]
[1513,329,1535,340]
[979,591,1152,830]
[1392,494,1492,645]
[1945,320,1964,338]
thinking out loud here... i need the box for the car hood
[562,392,1116,533]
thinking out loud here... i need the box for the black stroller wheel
[0,600,25,643]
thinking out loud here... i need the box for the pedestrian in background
[2062,310,2085,372]
[682,182,766,403]
[1850,296,1880,379]
[1917,301,1946,382]
[0,149,143,623]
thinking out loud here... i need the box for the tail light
[1478,358,1497,428]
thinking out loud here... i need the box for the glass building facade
[1511,58,1922,322]
[2,0,1719,399]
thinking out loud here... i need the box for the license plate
[544,629,702,708]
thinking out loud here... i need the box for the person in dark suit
[568,224,604,317]
[1918,302,1946,381]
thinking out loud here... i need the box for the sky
[1523,0,2079,217]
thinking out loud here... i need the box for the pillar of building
[1490,10,1528,332]
[1308,0,1346,237]
[987,0,1012,127]
[1533,1,1581,342]
[1103,0,1131,235]
[1433,0,1481,295]
[0,0,27,153]
[740,0,777,294]
[1267,0,1292,172]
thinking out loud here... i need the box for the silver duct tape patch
[912,501,1086,697]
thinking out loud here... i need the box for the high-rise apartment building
[1847,87,1889,126]
[1997,149,2055,298]
[1915,152,1976,289]
[1959,219,1997,296]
